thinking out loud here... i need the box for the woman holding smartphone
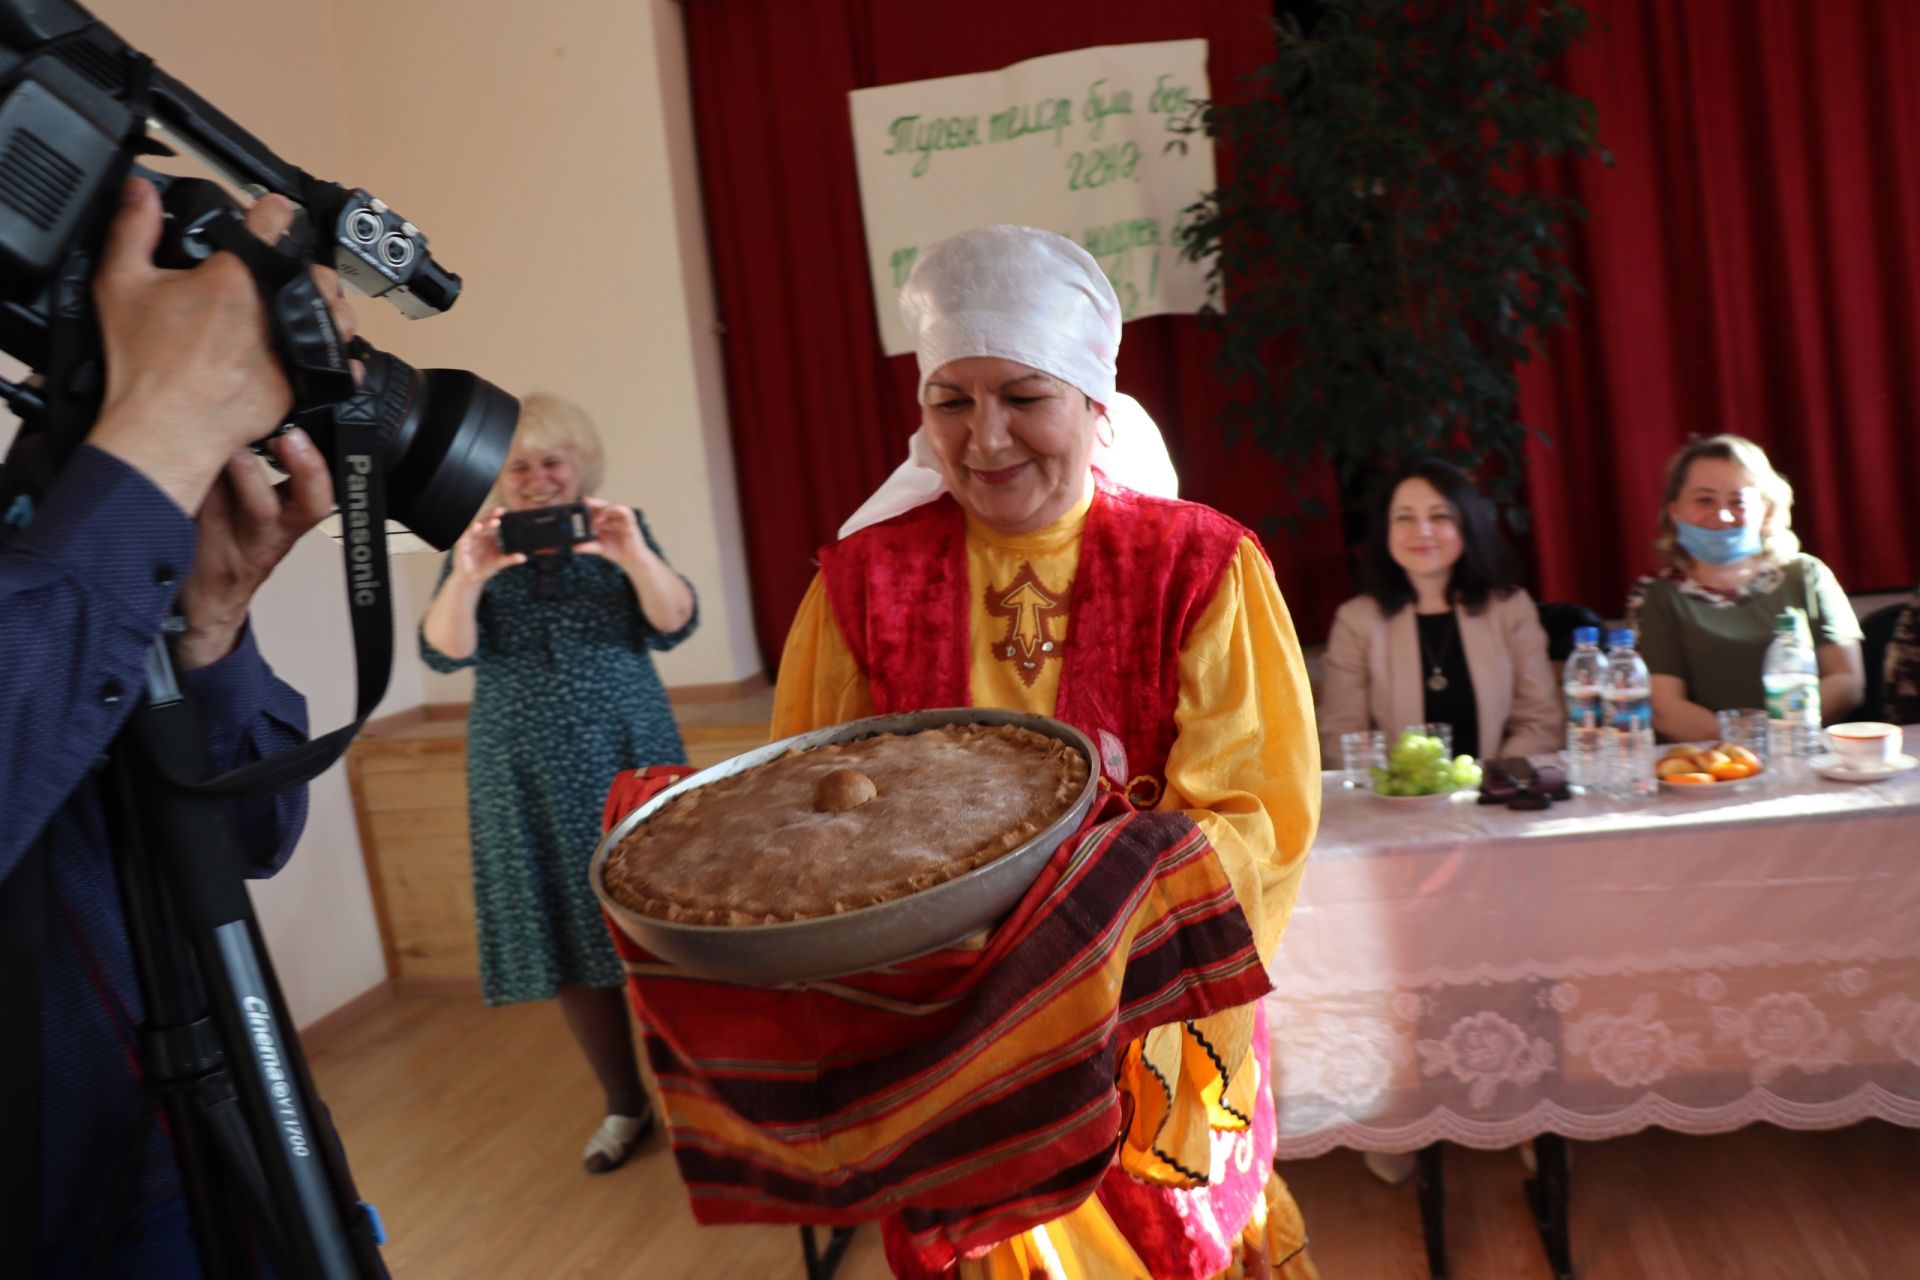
[420,391,696,1174]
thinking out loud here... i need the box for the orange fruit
[1709,760,1752,781]
[1725,746,1761,768]
[1667,772,1715,785]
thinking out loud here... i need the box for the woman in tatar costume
[771,226,1322,1279]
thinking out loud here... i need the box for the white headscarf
[839,226,1178,541]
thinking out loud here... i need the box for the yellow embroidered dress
[775,485,1321,1279]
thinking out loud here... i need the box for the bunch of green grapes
[1370,730,1484,797]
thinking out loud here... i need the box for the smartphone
[497,502,592,554]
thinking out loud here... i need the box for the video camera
[0,0,516,550]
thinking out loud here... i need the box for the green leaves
[1179,0,1600,521]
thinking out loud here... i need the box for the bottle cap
[1608,628,1636,649]
[1572,626,1600,646]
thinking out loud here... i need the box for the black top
[1416,611,1480,759]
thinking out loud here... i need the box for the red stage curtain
[682,0,1920,667]
[1519,0,1920,617]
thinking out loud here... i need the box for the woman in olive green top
[1627,435,1864,741]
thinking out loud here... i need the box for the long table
[1264,766,1920,1160]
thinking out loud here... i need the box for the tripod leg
[111,646,389,1279]
[251,911,393,1275]
[85,1103,159,1280]
[106,754,277,1280]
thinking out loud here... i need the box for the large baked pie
[602,723,1090,926]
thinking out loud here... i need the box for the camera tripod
[96,634,389,1279]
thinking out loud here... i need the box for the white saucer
[1365,787,1475,805]
[1811,753,1918,783]
[1657,771,1766,794]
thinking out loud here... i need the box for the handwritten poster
[849,40,1216,356]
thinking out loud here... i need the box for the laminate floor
[306,994,1920,1279]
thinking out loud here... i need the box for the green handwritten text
[1084,217,1161,259]
[886,114,982,177]
[1081,78,1134,141]
[889,245,919,290]
[1064,141,1141,191]
[988,98,1074,146]
[1148,73,1190,117]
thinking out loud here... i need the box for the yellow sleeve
[769,571,874,738]
[1158,537,1321,967]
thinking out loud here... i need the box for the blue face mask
[1676,521,1762,565]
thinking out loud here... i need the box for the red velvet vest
[818,478,1252,803]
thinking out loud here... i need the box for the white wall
[5,0,749,1024]
[331,0,758,701]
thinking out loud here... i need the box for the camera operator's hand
[450,507,527,587]
[86,178,359,514]
[173,428,335,672]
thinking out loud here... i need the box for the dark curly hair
[1362,459,1520,616]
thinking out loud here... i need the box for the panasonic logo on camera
[343,455,384,607]
[242,996,312,1158]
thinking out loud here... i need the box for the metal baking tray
[589,707,1099,985]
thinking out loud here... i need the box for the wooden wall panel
[347,722,479,983]
[345,702,772,983]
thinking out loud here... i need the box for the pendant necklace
[1420,612,1456,693]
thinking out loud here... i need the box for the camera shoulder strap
[150,218,393,797]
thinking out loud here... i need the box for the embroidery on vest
[986,561,1067,688]
[1097,730,1130,785]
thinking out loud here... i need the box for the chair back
[1857,602,1907,721]
[1535,601,1607,664]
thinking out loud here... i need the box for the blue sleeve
[0,446,199,874]
[635,509,698,652]
[180,622,311,878]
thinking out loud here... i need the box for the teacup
[1825,722,1903,770]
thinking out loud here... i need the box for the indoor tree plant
[1175,0,1603,532]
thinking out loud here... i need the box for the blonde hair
[1654,434,1800,567]
[490,391,606,505]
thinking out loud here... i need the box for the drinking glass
[1715,708,1769,768]
[1339,730,1388,789]
[1401,722,1455,759]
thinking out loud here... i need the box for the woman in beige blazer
[1319,460,1562,761]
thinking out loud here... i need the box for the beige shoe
[1363,1150,1419,1186]
[1517,1138,1573,1176]
[583,1111,652,1173]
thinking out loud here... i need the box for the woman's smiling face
[1386,477,1464,581]
[920,357,1099,534]
[499,441,582,511]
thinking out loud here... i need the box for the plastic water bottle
[1763,610,1821,776]
[1600,628,1656,797]
[1562,626,1609,790]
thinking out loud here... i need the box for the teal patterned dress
[420,512,696,1005]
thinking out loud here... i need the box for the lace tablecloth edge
[1273,1084,1920,1158]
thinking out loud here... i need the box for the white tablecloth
[1263,766,1920,1157]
